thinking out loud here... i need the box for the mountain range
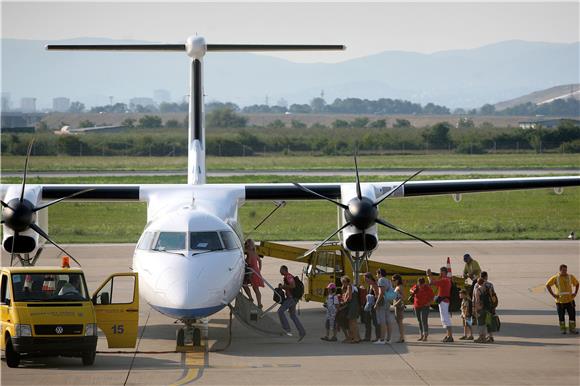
[1,38,579,109]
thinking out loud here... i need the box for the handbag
[384,287,397,303]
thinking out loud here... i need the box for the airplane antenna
[46,38,345,185]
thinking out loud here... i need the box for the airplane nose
[151,250,244,317]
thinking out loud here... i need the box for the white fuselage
[132,186,247,320]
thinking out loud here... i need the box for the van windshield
[11,273,89,302]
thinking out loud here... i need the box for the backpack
[384,287,397,303]
[273,287,286,304]
[291,276,304,300]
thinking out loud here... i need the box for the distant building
[130,97,156,109]
[153,89,171,104]
[1,92,11,111]
[1,112,44,132]
[20,97,37,113]
[52,97,71,112]
[519,118,580,129]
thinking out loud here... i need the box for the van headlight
[85,323,97,336]
[15,324,32,337]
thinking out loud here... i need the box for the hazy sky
[2,2,579,62]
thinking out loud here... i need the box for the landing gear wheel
[192,327,202,347]
[5,339,20,368]
[176,328,185,347]
[82,350,96,366]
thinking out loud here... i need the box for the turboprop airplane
[1,36,579,344]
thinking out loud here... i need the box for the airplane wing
[242,176,580,200]
[2,176,578,202]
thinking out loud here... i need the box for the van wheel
[5,338,20,368]
[82,350,96,366]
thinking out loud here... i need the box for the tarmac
[1,240,579,386]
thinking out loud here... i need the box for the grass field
[1,174,578,243]
[2,153,579,172]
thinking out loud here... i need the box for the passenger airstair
[230,269,287,337]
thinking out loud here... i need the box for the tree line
[73,96,580,117]
[3,120,579,157]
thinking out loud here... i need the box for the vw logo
[55,326,64,334]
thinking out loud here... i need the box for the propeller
[1,139,93,266]
[295,154,431,259]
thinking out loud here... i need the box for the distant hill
[1,38,579,109]
[495,84,580,111]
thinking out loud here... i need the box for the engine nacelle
[339,183,379,253]
[1,185,44,254]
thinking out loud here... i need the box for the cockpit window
[137,232,154,250]
[190,232,223,251]
[154,232,186,251]
[220,231,241,250]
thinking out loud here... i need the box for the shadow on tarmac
[11,354,179,370]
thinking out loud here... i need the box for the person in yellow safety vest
[546,264,579,334]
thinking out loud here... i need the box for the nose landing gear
[176,319,206,348]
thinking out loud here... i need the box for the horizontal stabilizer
[46,44,186,51]
[207,44,345,51]
[46,44,345,52]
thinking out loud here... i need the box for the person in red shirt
[428,266,454,342]
[277,265,306,341]
[410,277,434,341]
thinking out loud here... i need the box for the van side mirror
[3,299,10,306]
[100,292,110,305]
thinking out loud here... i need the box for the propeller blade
[30,223,82,267]
[292,183,347,209]
[376,218,433,247]
[33,188,95,212]
[10,231,18,267]
[373,169,423,207]
[299,222,351,260]
[354,152,362,200]
[1,200,11,209]
[19,138,36,203]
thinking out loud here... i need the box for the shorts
[394,306,404,322]
[438,301,452,328]
[375,305,387,324]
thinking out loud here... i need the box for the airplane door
[92,273,139,348]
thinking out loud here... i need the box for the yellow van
[0,266,138,367]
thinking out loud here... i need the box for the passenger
[341,276,361,343]
[392,274,406,343]
[546,264,579,335]
[463,253,481,302]
[277,265,306,341]
[321,283,339,342]
[473,277,492,343]
[244,239,264,308]
[459,289,474,340]
[362,273,380,342]
[374,268,394,344]
[409,277,434,341]
[427,267,454,342]
[480,271,498,342]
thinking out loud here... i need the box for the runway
[2,168,578,179]
[2,241,579,386]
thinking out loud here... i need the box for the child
[459,289,474,340]
[321,283,340,341]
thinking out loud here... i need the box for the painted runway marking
[170,340,207,386]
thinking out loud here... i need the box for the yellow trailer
[256,241,464,311]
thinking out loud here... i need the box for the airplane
[2,36,579,345]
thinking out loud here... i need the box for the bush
[206,108,248,128]
[332,119,349,129]
[559,139,580,153]
[138,115,163,128]
[455,142,486,154]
